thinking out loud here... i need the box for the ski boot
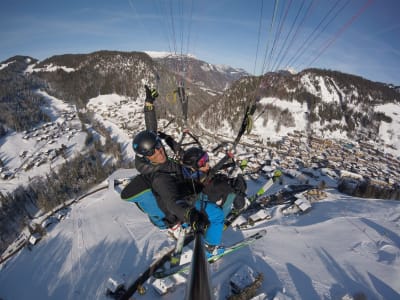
[205,243,225,259]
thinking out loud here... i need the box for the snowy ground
[0,171,399,300]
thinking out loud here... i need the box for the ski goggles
[142,140,163,157]
[196,152,209,168]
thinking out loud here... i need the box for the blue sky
[1,0,399,85]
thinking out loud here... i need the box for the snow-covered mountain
[146,51,250,93]
[2,52,399,152]
[0,169,399,300]
[200,69,400,157]
[21,50,240,125]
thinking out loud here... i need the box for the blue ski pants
[195,192,236,246]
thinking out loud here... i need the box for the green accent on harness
[240,159,248,170]
[122,188,152,201]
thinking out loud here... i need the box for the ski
[153,229,267,279]
[224,178,274,229]
[169,225,187,268]
[151,178,273,285]
[107,199,265,299]
[231,208,272,230]
[106,233,195,300]
[157,188,263,285]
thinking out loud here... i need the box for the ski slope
[0,170,399,300]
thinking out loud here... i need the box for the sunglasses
[143,140,163,157]
[196,152,209,168]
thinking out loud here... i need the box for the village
[84,94,400,190]
[85,94,400,191]
[273,131,400,188]
[0,110,81,181]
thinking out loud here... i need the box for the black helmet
[132,130,162,157]
[182,147,208,169]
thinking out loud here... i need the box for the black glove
[186,208,210,232]
[157,131,168,139]
[145,85,159,104]
[233,194,246,210]
[157,131,175,150]
[232,174,247,194]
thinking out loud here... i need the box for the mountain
[26,50,245,126]
[145,51,250,93]
[0,55,49,133]
[200,69,400,155]
[1,51,399,151]
[30,51,400,155]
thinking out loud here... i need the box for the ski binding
[152,273,187,295]
[231,209,271,229]
[152,277,175,295]
[105,276,126,298]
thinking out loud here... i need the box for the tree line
[0,69,50,132]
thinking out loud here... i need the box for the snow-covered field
[0,170,399,300]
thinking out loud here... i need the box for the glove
[157,131,168,139]
[144,85,159,104]
[186,208,210,232]
[233,194,246,210]
[233,174,247,194]
[157,131,175,150]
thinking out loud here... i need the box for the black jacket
[135,156,200,226]
[133,101,200,225]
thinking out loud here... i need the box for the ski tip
[256,229,267,236]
